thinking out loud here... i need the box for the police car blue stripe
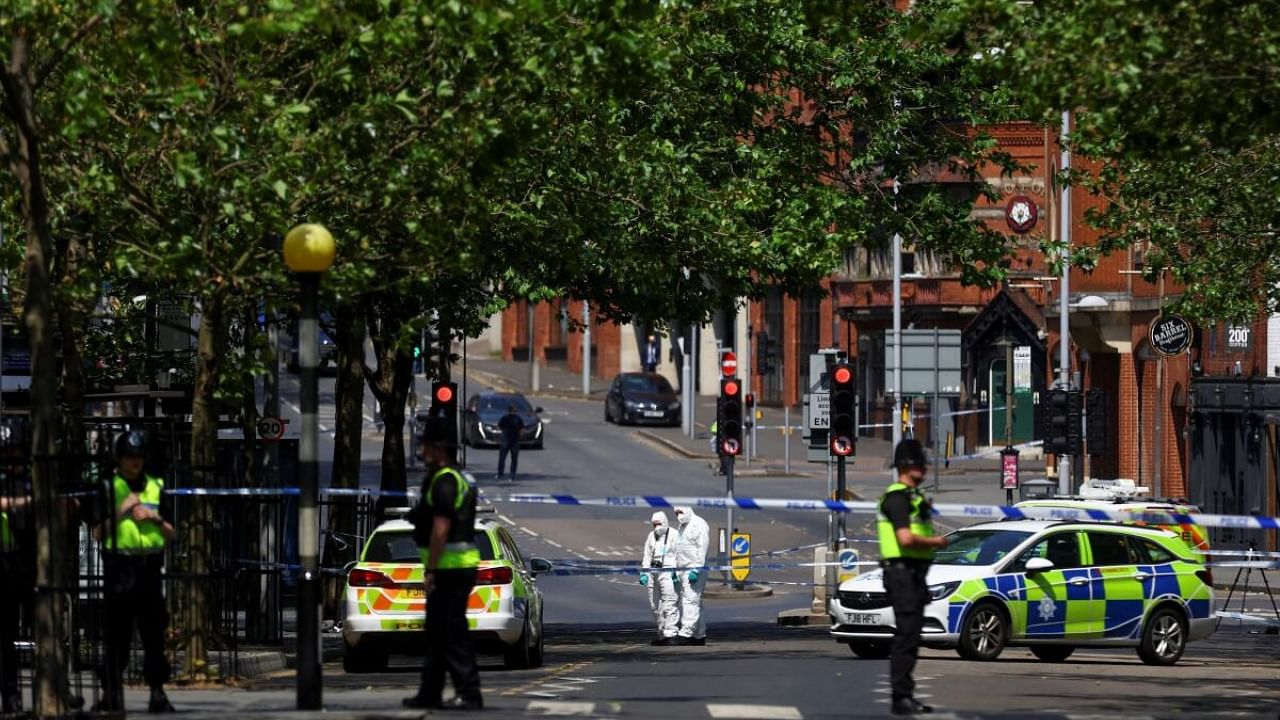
[999,507,1026,519]
[1085,509,1111,521]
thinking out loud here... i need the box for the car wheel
[504,616,535,670]
[1138,606,1187,666]
[529,611,545,668]
[848,642,891,659]
[1029,645,1075,662]
[957,601,1008,661]
[604,404,613,423]
[342,641,387,674]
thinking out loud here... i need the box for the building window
[798,288,822,395]
[763,287,785,404]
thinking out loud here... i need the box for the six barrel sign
[1149,314,1193,357]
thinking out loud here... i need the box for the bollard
[784,406,791,474]
[811,546,828,615]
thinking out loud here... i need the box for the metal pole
[528,302,540,392]
[263,302,281,639]
[461,336,468,469]
[892,226,903,452]
[693,323,700,433]
[826,455,835,550]
[933,329,940,493]
[836,456,847,551]
[682,329,693,437]
[784,405,791,474]
[1005,340,1015,448]
[1153,274,1164,498]
[726,455,735,577]
[582,302,591,396]
[1057,110,1073,495]
[297,273,322,710]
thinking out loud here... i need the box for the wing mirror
[535,407,544,414]
[529,558,553,576]
[1024,557,1055,573]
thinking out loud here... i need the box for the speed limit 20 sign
[257,416,286,441]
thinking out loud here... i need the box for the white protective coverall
[672,506,709,640]
[641,511,678,638]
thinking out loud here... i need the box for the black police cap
[893,438,928,470]
[115,430,148,459]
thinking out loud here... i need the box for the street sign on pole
[257,416,286,441]
[730,532,751,583]
[721,351,738,377]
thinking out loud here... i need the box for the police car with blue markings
[830,520,1215,665]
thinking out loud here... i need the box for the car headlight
[670,400,681,410]
[483,424,500,433]
[928,581,961,601]
[624,399,639,408]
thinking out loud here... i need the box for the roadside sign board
[809,392,830,429]
[257,416,286,441]
[730,533,751,583]
[837,548,860,583]
[884,329,963,395]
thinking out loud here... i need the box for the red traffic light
[435,385,454,404]
[833,365,852,385]
[723,380,740,397]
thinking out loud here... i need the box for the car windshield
[621,375,673,394]
[362,530,496,563]
[478,396,532,413]
[933,529,1033,566]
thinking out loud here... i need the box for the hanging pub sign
[1149,314,1193,357]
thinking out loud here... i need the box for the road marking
[545,540,563,548]
[707,704,803,719]
[526,700,596,716]
[521,528,540,538]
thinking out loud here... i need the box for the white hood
[839,564,992,593]
[650,511,669,529]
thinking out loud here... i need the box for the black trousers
[102,553,170,694]
[0,552,33,697]
[498,441,520,478]
[418,568,481,705]
[884,560,930,702]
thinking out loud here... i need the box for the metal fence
[4,417,378,715]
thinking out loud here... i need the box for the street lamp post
[1057,110,1073,495]
[283,223,336,711]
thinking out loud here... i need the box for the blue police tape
[153,486,1280,531]
[536,559,878,578]
[489,492,1280,531]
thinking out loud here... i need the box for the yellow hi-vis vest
[877,482,937,561]
[105,473,167,555]
[420,467,480,570]
[0,509,12,553]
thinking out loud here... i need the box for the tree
[940,0,1280,320]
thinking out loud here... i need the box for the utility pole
[527,302,540,392]
[582,302,591,396]
[1057,110,1073,496]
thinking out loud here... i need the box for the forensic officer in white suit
[640,511,679,645]
[671,505,709,645]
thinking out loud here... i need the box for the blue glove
[639,574,649,586]
[688,570,699,583]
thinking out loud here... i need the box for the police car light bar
[1078,478,1150,501]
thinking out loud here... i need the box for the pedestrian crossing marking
[707,704,803,719]
[526,700,596,716]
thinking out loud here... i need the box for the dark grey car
[463,392,544,449]
[604,373,680,426]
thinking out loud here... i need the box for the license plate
[846,612,879,625]
[402,588,426,599]
[643,411,664,418]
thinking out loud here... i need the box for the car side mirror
[535,407,543,414]
[1024,557,1054,573]
[529,558,553,576]
[343,560,359,573]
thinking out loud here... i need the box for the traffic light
[717,378,743,456]
[829,363,855,457]
[1085,388,1110,456]
[430,381,459,445]
[413,328,434,375]
[1042,389,1082,456]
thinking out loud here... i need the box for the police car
[830,520,1215,665]
[341,508,550,672]
[1015,478,1210,553]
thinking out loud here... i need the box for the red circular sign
[721,438,741,456]
[1005,195,1038,234]
[435,386,454,404]
[833,366,852,385]
[721,351,738,377]
[830,436,853,457]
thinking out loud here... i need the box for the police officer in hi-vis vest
[879,439,949,716]
[97,430,177,713]
[403,416,483,712]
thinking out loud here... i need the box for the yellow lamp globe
[283,223,336,273]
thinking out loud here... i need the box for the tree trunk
[324,302,366,617]
[365,304,414,502]
[2,34,71,716]
[239,300,262,640]
[185,288,227,680]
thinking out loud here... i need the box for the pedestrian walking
[640,511,678,645]
[96,430,177,713]
[0,420,33,715]
[404,416,483,712]
[642,334,660,373]
[671,506,709,645]
[496,404,525,482]
[708,422,727,476]
[879,439,949,716]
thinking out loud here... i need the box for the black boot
[437,696,484,711]
[890,697,933,716]
[147,686,175,713]
[403,694,442,709]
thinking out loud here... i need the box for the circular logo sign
[257,416,286,441]
[1149,314,1193,357]
[1005,195,1039,234]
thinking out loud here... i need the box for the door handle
[1068,577,1089,586]
[1134,574,1150,582]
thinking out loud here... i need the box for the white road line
[545,540,563,548]
[707,704,803,720]
[526,700,596,716]
[521,528,540,538]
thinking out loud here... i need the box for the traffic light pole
[835,456,847,552]
[726,454,735,586]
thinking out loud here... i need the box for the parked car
[604,373,680,426]
[341,507,550,672]
[462,392,544,449]
[830,520,1215,666]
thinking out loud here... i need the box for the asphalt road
[230,374,1280,719]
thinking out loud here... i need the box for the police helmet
[893,438,928,471]
[419,416,457,449]
[115,430,148,459]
